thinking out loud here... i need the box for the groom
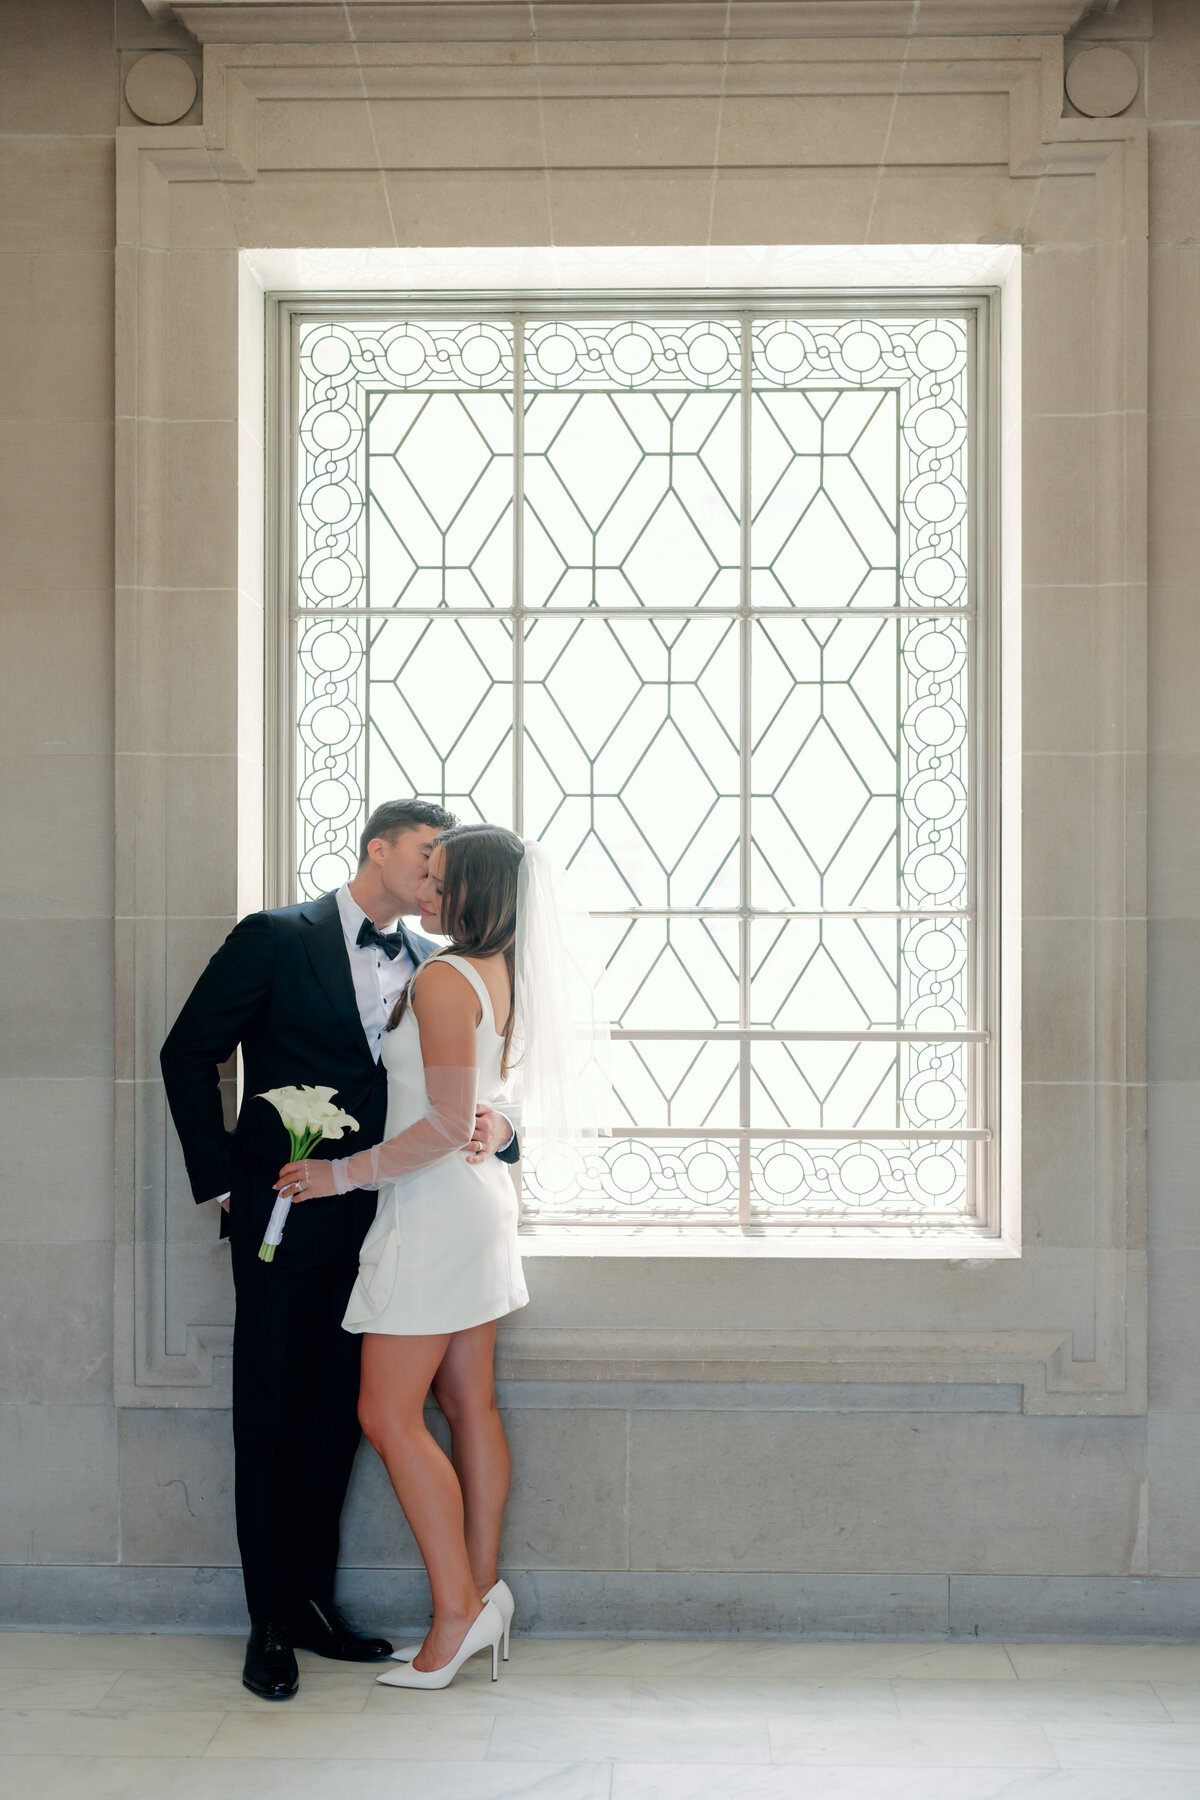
[160,798,519,1700]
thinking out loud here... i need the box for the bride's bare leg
[431,1320,510,1597]
[358,1332,482,1670]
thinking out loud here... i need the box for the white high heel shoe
[392,1579,514,1664]
[375,1599,503,1690]
[485,1579,514,1660]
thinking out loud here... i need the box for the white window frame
[266,281,1013,1260]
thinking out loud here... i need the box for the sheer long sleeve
[330,1067,478,1195]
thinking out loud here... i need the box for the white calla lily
[255,1085,359,1261]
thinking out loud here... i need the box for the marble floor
[4,1634,1200,1798]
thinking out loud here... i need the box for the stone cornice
[147,0,1111,47]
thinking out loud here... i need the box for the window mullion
[738,314,753,1229]
[512,318,525,838]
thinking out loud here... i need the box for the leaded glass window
[283,302,992,1241]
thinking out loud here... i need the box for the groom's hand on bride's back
[466,1105,513,1163]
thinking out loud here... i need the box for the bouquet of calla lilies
[257,1085,359,1263]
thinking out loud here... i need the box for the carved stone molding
[495,1302,1149,1416]
[149,1,1107,47]
[113,34,1147,1414]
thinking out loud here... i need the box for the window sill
[517,1229,1020,1260]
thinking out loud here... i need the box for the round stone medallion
[124,53,198,126]
[1064,47,1139,119]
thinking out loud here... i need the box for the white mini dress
[342,954,529,1337]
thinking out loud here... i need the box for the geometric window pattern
[292,308,984,1233]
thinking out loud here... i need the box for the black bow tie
[356,918,410,961]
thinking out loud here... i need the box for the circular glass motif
[917,328,959,372]
[913,704,956,747]
[309,557,352,600]
[910,776,956,821]
[310,483,352,525]
[309,333,352,377]
[916,1152,958,1198]
[908,622,961,673]
[686,331,730,376]
[309,338,352,379]
[684,1149,728,1197]
[839,1152,880,1197]
[912,1004,957,1034]
[907,1077,957,1123]
[312,851,352,891]
[913,405,955,449]
[460,334,502,377]
[310,409,353,452]
[309,777,350,820]
[840,329,880,373]
[763,329,805,373]
[663,1141,736,1207]
[609,1147,654,1199]
[914,481,955,523]
[612,332,654,375]
[309,705,352,747]
[384,336,427,378]
[909,554,956,600]
[910,851,956,896]
[307,630,353,673]
[531,1147,581,1199]
[534,332,577,377]
[760,1150,804,1197]
[915,927,957,971]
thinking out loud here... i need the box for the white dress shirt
[335,882,415,1061]
[334,884,513,1153]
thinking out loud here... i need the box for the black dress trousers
[229,1220,367,1623]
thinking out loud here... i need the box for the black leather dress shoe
[290,1596,393,1662]
[243,1622,299,1700]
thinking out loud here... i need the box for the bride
[274,823,606,1691]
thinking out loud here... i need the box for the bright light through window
[286,304,990,1240]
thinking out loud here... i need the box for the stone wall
[1145,0,1200,1582]
[0,0,1197,1638]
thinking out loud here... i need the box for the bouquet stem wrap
[257,1086,359,1263]
[259,1124,324,1263]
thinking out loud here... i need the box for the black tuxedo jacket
[160,890,518,1262]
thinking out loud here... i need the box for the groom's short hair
[358,798,458,865]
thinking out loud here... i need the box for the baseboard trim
[2,1566,1199,1642]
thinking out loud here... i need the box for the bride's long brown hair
[387,823,525,1074]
